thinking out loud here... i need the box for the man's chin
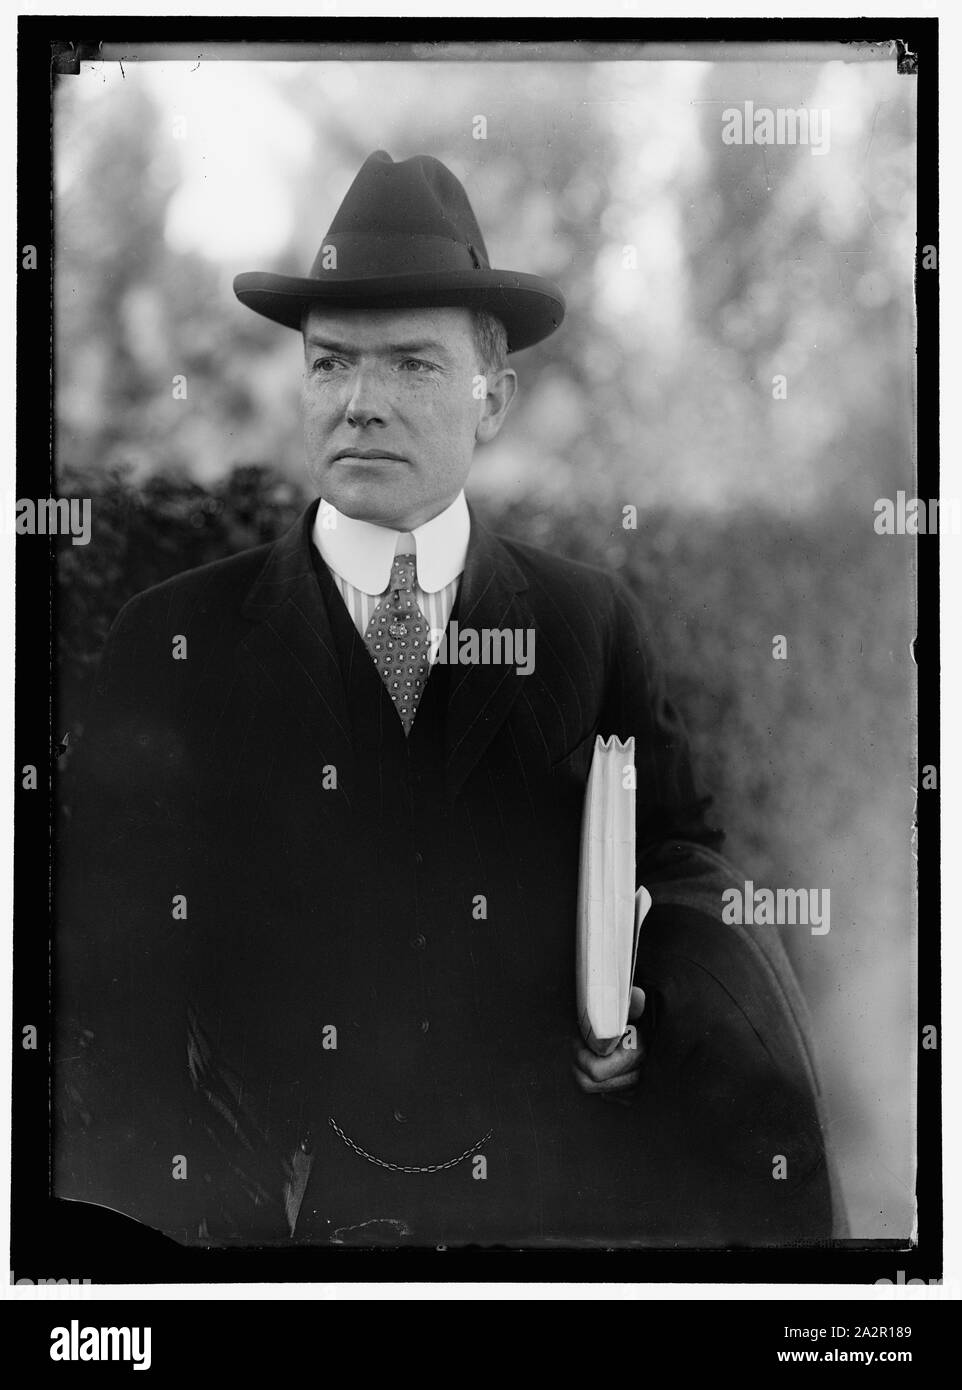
[319,475,421,529]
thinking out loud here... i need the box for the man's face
[301,304,515,530]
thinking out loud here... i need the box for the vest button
[393,1109,408,1124]
[419,1019,430,1034]
[411,933,427,950]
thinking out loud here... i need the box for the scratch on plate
[331,1217,412,1245]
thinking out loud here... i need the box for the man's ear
[475,367,518,444]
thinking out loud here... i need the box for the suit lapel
[444,511,532,802]
[233,502,531,805]
[237,502,357,802]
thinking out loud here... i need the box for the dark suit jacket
[54,499,842,1247]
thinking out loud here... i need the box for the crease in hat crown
[233,150,565,353]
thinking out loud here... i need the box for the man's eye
[400,358,432,372]
[312,357,341,373]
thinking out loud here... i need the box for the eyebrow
[304,335,452,358]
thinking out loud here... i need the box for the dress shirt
[311,490,470,639]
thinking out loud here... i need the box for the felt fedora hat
[233,150,565,353]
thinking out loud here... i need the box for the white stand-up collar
[311,490,470,595]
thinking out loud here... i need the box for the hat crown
[325,150,490,266]
[233,148,566,352]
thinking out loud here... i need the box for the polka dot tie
[362,553,433,735]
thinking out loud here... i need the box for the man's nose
[345,364,388,428]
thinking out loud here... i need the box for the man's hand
[572,986,647,1094]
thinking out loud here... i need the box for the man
[55,150,841,1247]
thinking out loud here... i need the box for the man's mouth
[331,448,408,463]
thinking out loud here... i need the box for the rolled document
[576,735,652,1055]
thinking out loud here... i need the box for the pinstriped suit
[54,498,840,1247]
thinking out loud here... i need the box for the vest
[295,549,541,1244]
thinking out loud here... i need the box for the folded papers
[576,735,652,1056]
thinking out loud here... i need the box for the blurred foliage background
[54,49,917,1240]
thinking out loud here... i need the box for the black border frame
[14,14,940,1289]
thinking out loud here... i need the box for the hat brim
[233,268,564,353]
